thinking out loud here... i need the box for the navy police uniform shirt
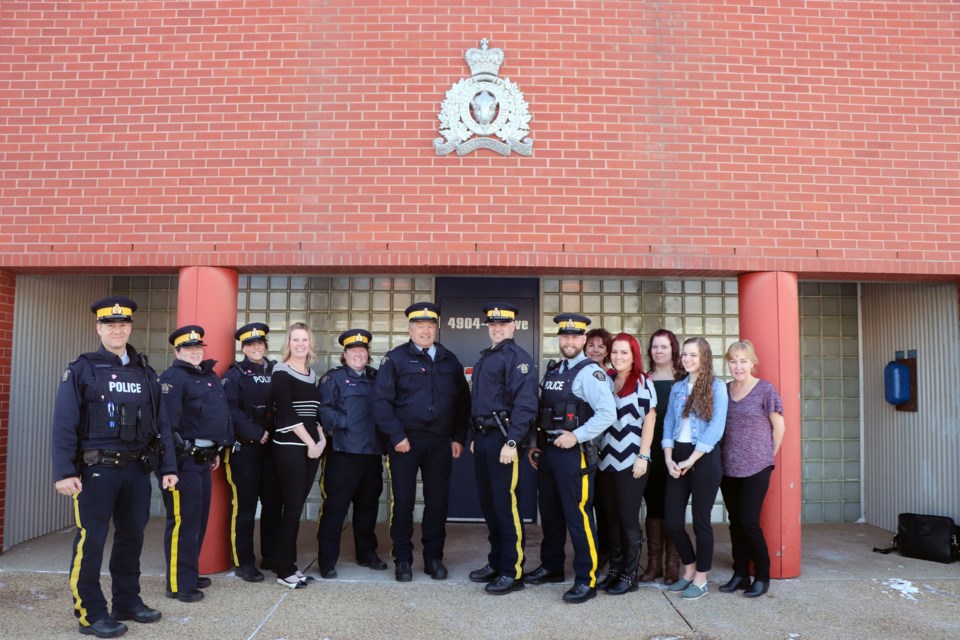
[319,365,382,455]
[158,359,234,451]
[371,341,471,446]
[221,357,275,444]
[470,338,539,444]
[541,352,616,443]
[51,344,163,481]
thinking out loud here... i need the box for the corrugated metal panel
[861,283,960,533]
[5,275,109,550]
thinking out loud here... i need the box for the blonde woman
[270,322,326,588]
[718,340,784,598]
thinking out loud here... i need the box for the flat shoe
[667,577,693,592]
[681,582,708,600]
[110,603,161,624]
[196,577,212,589]
[277,576,304,589]
[78,617,128,638]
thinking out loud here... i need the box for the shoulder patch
[516,363,529,375]
[61,369,70,382]
[161,383,173,394]
[320,374,330,384]
[380,356,390,365]
[592,371,607,381]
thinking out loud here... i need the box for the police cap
[90,296,137,323]
[553,313,591,335]
[170,325,207,348]
[339,328,372,349]
[405,302,441,323]
[235,322,269,345]
[482,302,518,324]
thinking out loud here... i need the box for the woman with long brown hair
[662,337,728,600]
[641,329,685,584]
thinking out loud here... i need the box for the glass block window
[799,282,861,522]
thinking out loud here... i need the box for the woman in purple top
[718,341,785,599]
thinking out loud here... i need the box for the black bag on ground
[873,512,960,564]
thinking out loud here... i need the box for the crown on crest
[465,38,504,79]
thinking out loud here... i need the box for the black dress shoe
[111,603,162,624]
[79,617,128,638]
[424,559,448,580]
[485,574,525,595]
[523,565,565,585]
[236,565,265,583]
[165,589,204,603]
[358,555,388,570]
[319,567,338,579]
[719,575,751,593]
[562,583,597,604]
[395,561,413,582]
[196,577,212,589]
[744,579,769,598]
[469,564,498,583]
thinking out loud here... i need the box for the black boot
[607,533,641,595]
[596,569,621,591]
[719,575,751,593]
[744,580,769,598]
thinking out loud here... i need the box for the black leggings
[597,466,648,574]
[720,466,773,581]
[664,443,722,573]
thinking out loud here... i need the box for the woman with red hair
[594,332,657,595]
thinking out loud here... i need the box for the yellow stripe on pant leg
[509,456,524,579]
[169,488,182,593]
[316,454,328,530]
[578,450,598,587]
[385,456,395,529]
[224,449,241,567]
[69,492,89,626]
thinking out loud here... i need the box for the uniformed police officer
[157,325,234,603]
[316,329,386,578]
[467,302,539,595]
[523,313,617,604]
[220,322,281,582]
[51,296,178,638]
[371,302,471,582]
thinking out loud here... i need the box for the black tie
[423,348,432,361]
[560,360,568,373]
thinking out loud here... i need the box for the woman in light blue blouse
[661,337,728,600]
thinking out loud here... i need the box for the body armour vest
[80,352,156,444]
[538,359,596,433]
[231,360,275,429]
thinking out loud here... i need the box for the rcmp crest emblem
[434,39,533,157]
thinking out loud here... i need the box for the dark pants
[721,466,774,581]
[664,443,722,573]
[70,462,151,626]
[597,466,648,575]
[272,444,321,578]
[316,450,384,569]
[162,457,212,593]
[642,456,668,519]
[224,441,281,569]
[474,431,525,579]
[537,444,598,587]
[387,431,452,565]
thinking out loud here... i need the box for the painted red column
[176,266,238,574]
[737,272,802,579]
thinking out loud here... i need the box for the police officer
[51,296,178,638]
[467,302,538,595]
[158,325,233,603]
[316,329,386,578]
[523,313,617,604]
[220,322,281,582]
[371,302,471,582]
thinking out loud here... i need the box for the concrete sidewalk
[1,520,958,639]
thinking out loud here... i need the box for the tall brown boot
[639,518,664,582]
[663,534,681,586]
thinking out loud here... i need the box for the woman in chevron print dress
[593,332,657,595]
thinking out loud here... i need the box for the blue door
[436,277,540,522]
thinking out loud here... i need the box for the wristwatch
[506,439,517,449]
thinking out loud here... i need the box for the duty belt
[80,449,140,467]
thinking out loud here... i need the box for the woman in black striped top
[270,322,326,588]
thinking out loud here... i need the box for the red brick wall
[1,1,958,280]
[0,271,14,546]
